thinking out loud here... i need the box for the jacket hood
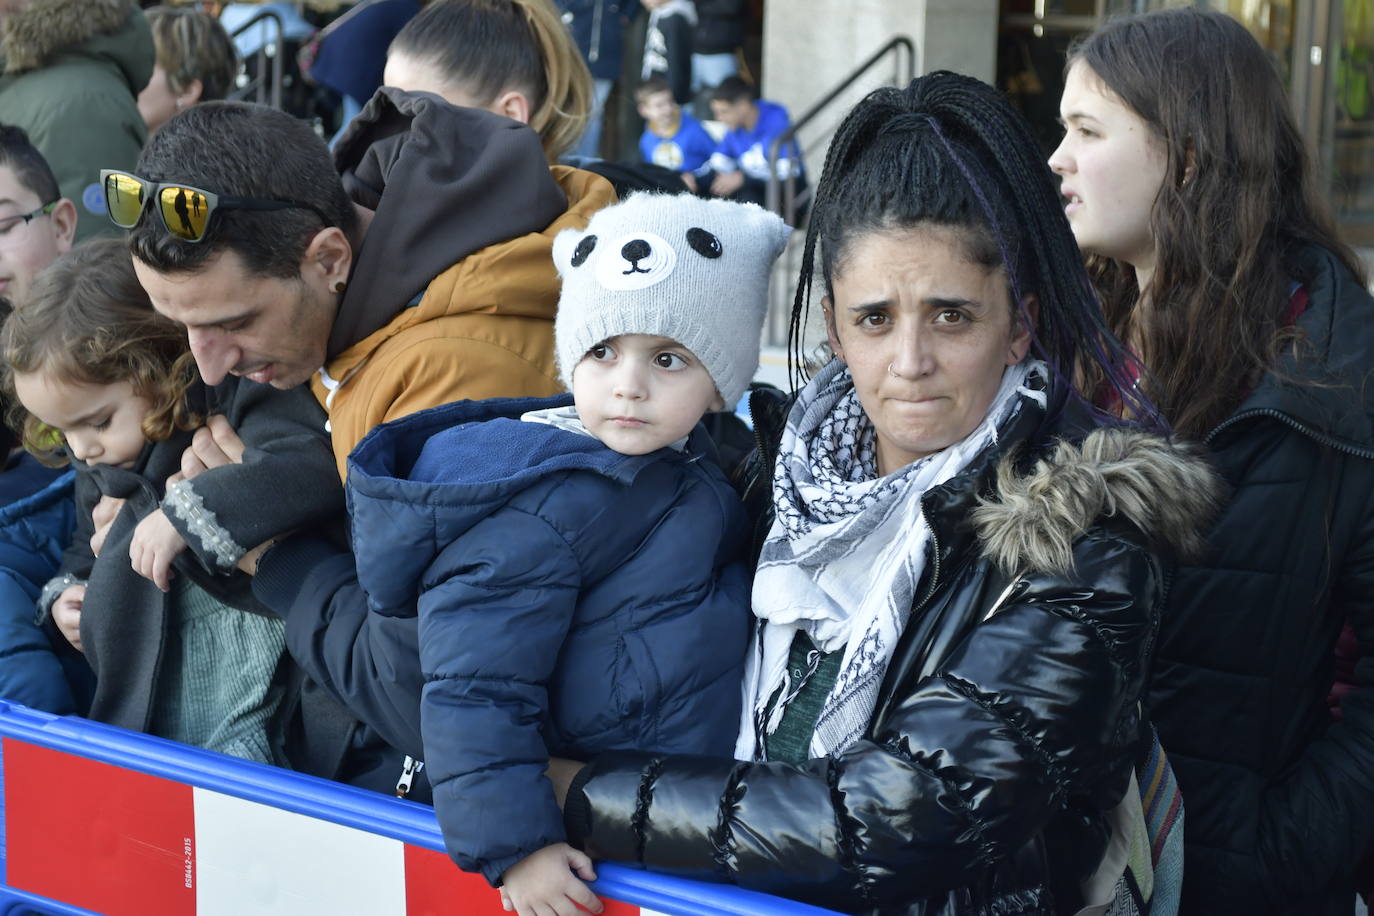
[2,0,150,90]
[327,88,570,359]
[972,428,1223,575]
[346,395,694,611]
[1220,243,1374,454]
[317,161,615,393]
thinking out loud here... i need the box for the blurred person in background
[139,5,238,136]
[0,0,153,241]
[556,0,637,158]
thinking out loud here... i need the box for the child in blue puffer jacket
[344,193,788,915]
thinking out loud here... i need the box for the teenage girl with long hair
[1051,9,1374,912]
[537,71,1219,916]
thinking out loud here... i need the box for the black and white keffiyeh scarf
[736,357,1047,760]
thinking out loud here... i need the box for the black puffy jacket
[564,395,1220,914]
[1149,245,1374,915]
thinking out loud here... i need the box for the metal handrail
[765,36,918,225]
[227,9,285,110]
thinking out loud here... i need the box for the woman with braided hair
[1051,9,1374,913]
[542,71,1219,915]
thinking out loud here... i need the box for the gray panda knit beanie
[552,193,789,406]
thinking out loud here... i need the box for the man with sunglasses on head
[115,94,614,803]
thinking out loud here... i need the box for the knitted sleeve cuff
[562,760,598,847]
[36,573,86,626]
[164,479,247,572]
[251,532,353,619]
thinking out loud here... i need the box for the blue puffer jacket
[348,395,752,884]
[0,461,86,713]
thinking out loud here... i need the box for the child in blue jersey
[635,77,716,188]
[706,76,804,209]
[342,193,788,916]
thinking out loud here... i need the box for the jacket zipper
[1205,407,1374,461]
[396,755,424,798]
[745,391,774,505]
[913,500,942,612]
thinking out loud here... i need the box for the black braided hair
[791,71,1163,434]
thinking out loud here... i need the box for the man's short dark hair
[128,102,357,279]
[711,76,758,105]
[0,125,60,205]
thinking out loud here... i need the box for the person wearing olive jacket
[552,74,1221,916]
[0,0,153,242]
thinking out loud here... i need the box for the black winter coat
[564,394,1221,914]
[1149,245,1374,915]
[52,380,345,750]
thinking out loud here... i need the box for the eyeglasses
[99,169,331,243]
[0,200,58,233]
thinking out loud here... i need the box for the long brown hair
[0,240,200,465]
[1070,9,1362,439]
[389,0,593,162]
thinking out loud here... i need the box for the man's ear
[301,226,353,293]
[821,294,844,361]
[50,198,77,253]
[1008,294,1039,365]
[491,89,532,125]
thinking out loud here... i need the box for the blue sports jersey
[708,99,802,181]
[639,112,717,173]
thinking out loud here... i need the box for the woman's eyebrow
[847,299,892,312]
[1058,111,1098,126]
[924,296,984,310]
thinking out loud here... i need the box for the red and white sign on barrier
[4,740,651,916]
[0,704,838,916]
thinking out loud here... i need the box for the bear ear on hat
[553,227,586,278]
[733,201,792,262]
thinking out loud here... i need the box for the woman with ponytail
[1052,10,1374,913]
[543,72,1219,915]
[383,0,593,162]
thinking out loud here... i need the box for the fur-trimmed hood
[2,0,138,74]
[973,428,1224,575]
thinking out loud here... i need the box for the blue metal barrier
[0,702,839,916]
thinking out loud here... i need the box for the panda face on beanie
[553,193,790,408]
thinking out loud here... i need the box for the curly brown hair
[0,239,201,465]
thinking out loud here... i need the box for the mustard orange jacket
[311,166,617,479]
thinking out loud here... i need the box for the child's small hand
[129,510,188,592]
[680,172,698,193]
[499,843,602,916]
[710,170,746,197]
[52,585,85,652]
[89,494,126,557]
